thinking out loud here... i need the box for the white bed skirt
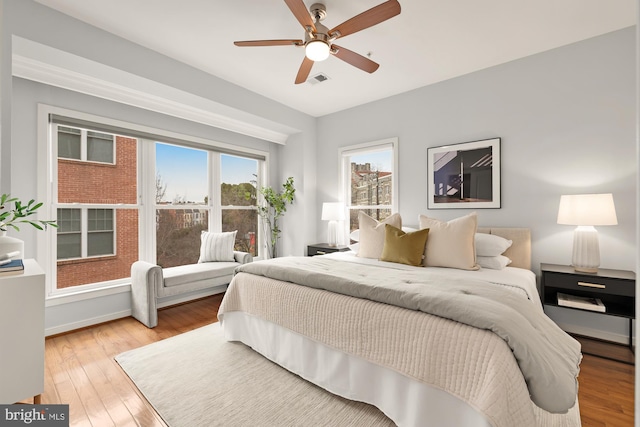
[221,311,493,427]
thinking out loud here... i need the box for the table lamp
[557,193,617,273]
[321,202,345,247]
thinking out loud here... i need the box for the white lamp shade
[322,202,345,221]
[557,193,617,226]
[305,40,330,61]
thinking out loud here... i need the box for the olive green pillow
[379,224,429,266]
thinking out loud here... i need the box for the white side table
[0,259,45,403]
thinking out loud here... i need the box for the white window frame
[37,104,269,305]
[339,137,399,238]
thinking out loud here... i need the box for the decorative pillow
[477,255,512,270]
[418,212,479,270]
[348,243,359,252]
[475,233,512,257]
[357,212,402,259]
[349,229,360,242]
[380,225,429,266]
[198,230,237,263]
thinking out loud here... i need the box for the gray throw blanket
[235,256,582,414]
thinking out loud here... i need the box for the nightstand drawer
[543,272,634,297]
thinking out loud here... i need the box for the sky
[350,150,392,172]
[155,143,257,203]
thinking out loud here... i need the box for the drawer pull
[316,251,326,255]
[577,281,606,289]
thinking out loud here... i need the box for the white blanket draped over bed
[218,255,582,427]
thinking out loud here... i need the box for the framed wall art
[427,138,501,209]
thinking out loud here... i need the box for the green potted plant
[0,194,57,257]
[248,177,295,258]
[0,194,57,231]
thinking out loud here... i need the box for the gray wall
[317,28,637,342]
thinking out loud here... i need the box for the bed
[218,222,582,427]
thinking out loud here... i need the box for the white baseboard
[556,321,634,346]
[45,309,132,337]
[45,286,226,337]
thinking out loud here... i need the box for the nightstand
[540,263,635,363]
[307,243,350,256]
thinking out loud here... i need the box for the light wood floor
[37,295,634,426]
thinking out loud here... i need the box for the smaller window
[340,138,398,233]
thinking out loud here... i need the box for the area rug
[115,323,394,427]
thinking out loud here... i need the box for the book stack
[557,292,606,313]
[0,251,24,274]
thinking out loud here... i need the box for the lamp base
[571,226,600,274]
[327,220,337,247]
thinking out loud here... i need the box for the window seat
[130,251,252,328]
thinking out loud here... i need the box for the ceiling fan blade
[284,0,316,32]
[295,57,314,84]
[234,39,303,47]
[332,44,379,73]
[329,0,401,39]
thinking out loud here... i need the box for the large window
[340,138,398,233]
[55,124,138,290]
[46,111,267,295]
[221,154,259,256]
[155,143,208,268]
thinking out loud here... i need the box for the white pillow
[198,230,237,263]
[357,212,402,259]
[418,212,479,270]
[348,243,359,252]
[475,233,513,257]
[477,255,512,270]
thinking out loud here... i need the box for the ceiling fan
[234,0,401,84]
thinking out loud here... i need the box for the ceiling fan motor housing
[310,3,327,22]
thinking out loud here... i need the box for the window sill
[45,281,131,307]
[57,254,118,266]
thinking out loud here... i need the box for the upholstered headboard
[477,227,531,270]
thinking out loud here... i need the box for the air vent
[308,73,330,85]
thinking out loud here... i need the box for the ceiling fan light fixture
[305,40,330,61]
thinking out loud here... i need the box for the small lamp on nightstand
[557,193,618,273]
[321,202,345,247]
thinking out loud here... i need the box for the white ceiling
[34,0,636,117]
